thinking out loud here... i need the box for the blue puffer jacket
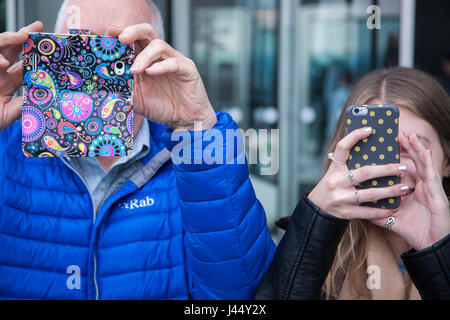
[0,112,276,300]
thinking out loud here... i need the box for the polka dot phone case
[21,29,135,157]
[346,105,401,209]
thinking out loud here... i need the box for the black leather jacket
[255,195,450,300]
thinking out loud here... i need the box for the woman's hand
[0,21,43,132]
[372,134,450,251]
[108,23,217,131]
[308,127,410,220]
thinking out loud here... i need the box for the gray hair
[55,0,165,40]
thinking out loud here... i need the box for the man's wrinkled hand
[108,23,217,132]
[0,21,44,132]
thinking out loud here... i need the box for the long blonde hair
[323,67,450,299]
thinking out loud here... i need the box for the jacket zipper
[62,158,100,300]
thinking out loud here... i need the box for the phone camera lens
[114,62,126,75]
[354,108,360,114]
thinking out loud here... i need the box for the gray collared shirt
[66,120,150,216]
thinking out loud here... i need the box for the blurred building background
[3,0,450,241]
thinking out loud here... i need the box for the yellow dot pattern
[345,105,401,210]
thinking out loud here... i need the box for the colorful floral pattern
[88,134,127,157]
[22,30,135,157]
[90,35,127,61]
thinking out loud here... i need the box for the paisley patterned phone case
[22,29,135,158]
[346,105,401,209]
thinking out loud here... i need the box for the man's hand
[0,21,44,132]
[108,23,217,131]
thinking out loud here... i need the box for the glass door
[295,0,401,197]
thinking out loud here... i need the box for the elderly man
[0,0,275,300]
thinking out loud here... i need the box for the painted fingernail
[401,186,409,193]
[364,127,372,133]
[398,166,407,172]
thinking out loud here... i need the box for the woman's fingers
[357,184,410,203]
[371,216,398,231]
[351,163,407,185]
[346,206,394,220]
[422,149,446,201]
[333,127,373,164]
[409,134,427,154]
[399,132,424,178]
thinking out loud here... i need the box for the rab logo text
[119,196,155,210]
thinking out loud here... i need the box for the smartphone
[22,29,135,158]
[346,104,401,209]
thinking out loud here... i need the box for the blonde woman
[256,67,450,300]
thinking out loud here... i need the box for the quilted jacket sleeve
[402,234,450,300]
[161,112,276,300]
[255,195,349,300]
